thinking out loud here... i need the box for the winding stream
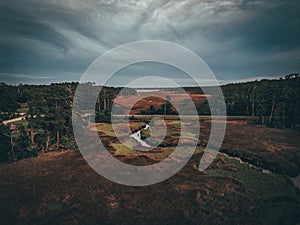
[130,125,300,190]
[130,124,151,148]
[220,152,300,190]
[219,152,272,174]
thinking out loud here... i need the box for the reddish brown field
[0,150,249,225]
[1,121,300,225]
[114,91,207,114]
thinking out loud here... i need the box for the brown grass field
[114,91,207,114]
[1,120,300,225]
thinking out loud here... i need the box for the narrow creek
[130,125,300,190]
[130,124,151,148]
[219,152,300,190]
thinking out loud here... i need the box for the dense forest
[0,74,299,161]
[222,73,300,128]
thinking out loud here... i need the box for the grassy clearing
[100,119,202,160]
[112,139,137,155]
[113,142,175,161]
[96,123,116,137]
[97,119,300,178]
[207,155,300,210]
[16,107,28,113]
[112,139,203,161]
[96,121,145,137]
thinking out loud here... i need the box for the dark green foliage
[8,125,34,161]
[141,105,163,115]
[196,99,210,115]
[95,110,111,123]
[221,75,300,128]
[0,83,79,161]
[0,124,10,161]
[140,96,179,115]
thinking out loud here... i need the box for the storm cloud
[0,0,299,85]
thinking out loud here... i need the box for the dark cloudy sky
[0,0,299,85]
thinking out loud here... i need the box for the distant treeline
[222,75,300,128]
[0,74,299,161]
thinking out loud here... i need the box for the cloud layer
[0,0,299,85]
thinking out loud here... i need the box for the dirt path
[2,116,26,125]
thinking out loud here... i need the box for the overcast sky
[0,0,299,85]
